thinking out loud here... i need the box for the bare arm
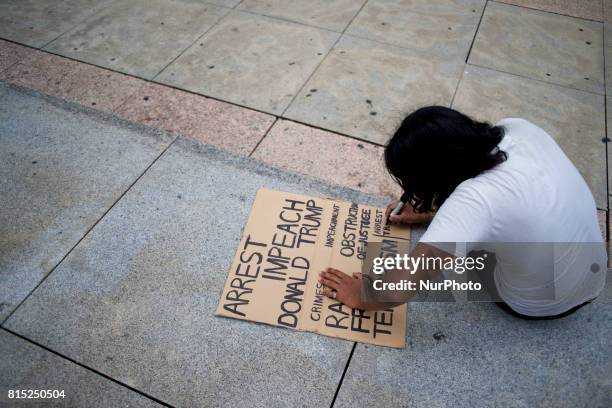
[319,242,453,310]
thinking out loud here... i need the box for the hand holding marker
[386,192,434,225]
[389,198,406,218]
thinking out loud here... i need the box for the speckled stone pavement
[1,1,611,407]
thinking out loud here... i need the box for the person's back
[420,118,606,316]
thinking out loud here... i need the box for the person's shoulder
[496,117,554,146]
[496,117,538,131]
[496,117,553,137]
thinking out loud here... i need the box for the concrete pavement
[0,0,609,208]
[1,0,611,405]
[0,82,173,322]
[1,81,610,407]
[0,82,379,407]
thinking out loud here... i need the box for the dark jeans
[495,300,592,320]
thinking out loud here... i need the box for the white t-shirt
[420,118,606,316]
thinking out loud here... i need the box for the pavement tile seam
[470,1,605,95]
[0,44,394,192]
[276,0,461,119]
[135,78,279,118]
[7,48,604,204]
[206,0,244,8]
[492,0,604,22]
[0,92,405,404]
[329,341,357,408]
[1,110,383,406]
[605,94,609,210]
[0,80,174,144]
[66,54,148,112]
[1,328,173,408]
[145,78,287,119]
[0,40,35,66]
[467,61,608,97]
[464,0,489,63]
[336,31,480,63]
[3,41,394,148]
[0,6,478,57]
[113,81,277,155]
[3,6,489,69]
[37,0,122,50]
[251,118,400,198]
[344,0,488,62]
[0,139,179,326]
[42,1,232,80]
[283,33,468,143]
[232,7,351,33]
[2,21,607,129]
[282,116,388,146]
[278,29,343,117]
[2,80,390,208]
[265,116,399,158]
[3,41,608,200]
[169,135,391,208]
[1,47,149,112]
[0,0,121,49]
[292,7,490,66]
[450,64,469,106]
[247,117,278,157]
[149,4,236,81]
[607,108,610,223]
[5,46,598,145]
[0,81,179,326]
[156,9,342,114]
[239,0,372,32]
[606,211,610,242]
[605,33,609,99]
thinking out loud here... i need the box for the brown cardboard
[215,188,411,348]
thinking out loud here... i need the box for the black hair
[384,106,506,213]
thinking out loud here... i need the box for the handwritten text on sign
[215,189,410,348]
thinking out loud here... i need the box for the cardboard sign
[216,188,411,348]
